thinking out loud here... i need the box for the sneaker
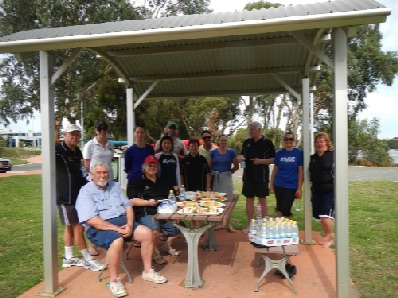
[62,257,85,268]
[84,259,106,271]
[141,269,167,284]
[109,277,127,297]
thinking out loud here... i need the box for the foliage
[348,118,393,166]
[386,138,398,150]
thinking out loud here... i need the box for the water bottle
[241,148,246,168]
[179,185,186,202]
[295,198,301,211]
[291,221,299,238]
[249,219,258,243]
[261,223,267,245]
[255,202,262,224]
[168,189,176,203]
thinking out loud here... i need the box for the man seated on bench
[76,161,167,298]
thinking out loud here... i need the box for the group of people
[55,119,335,297]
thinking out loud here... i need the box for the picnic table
[154,194,238,288]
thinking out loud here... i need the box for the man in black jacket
[55,123,104,271]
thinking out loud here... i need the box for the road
[233,165,398,182]
[4,158,398,182]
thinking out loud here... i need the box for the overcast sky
[1,0,397,139]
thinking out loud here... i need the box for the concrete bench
[253,244,299,294]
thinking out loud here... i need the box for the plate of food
[185,191,196,200]
[176,201,198,207]
[177,206,224,215]
[199,201,225,207]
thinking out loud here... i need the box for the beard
[96,181,107,187]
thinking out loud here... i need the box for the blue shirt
[76,181,132,225]
[124,144,155,182]
[209,148,236,173]
[273,148,303,189]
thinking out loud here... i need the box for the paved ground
[18,231,357,298]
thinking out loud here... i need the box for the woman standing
[309,132,335,248]
[270,132,303,218]
[180,139,211,192]
[83,120,114,181]
[155,135,180,191]
[127,156,182,265]
[208,134,239,232]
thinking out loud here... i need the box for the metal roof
[0,0,390,99]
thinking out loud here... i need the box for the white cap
[64,124,81,133]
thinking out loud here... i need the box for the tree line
[0,1,397,166]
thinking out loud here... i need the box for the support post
[301,78,315,244]
[39,51,64,296]
[332,27,350,298]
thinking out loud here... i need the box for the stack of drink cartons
[249,217,299,247]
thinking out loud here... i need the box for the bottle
[255,202,262,224]
[179,185,186,202]
[295,198,301,211]
[240,148,246,168]
[249,219,258,243]
[168,189,176,203]
[261,223,267,245]
[291,221,299,239]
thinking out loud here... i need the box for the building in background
[0,128,42,148]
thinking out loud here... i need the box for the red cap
[144,155,158,164]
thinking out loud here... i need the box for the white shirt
[83,137,115,180]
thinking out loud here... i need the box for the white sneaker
[109,277,127,297]
[141,269,167,284]
[84,259,106,271]
[62,257,85,268]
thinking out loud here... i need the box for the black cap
[95,120,108,129]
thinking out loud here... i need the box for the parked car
[0,157,12,173]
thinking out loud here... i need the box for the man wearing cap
[155,122,188,161]
[83,120,115,181]
[238,121,276,232]
[55,124,105,271]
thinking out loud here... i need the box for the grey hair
[90,161,110,173]
[249,121,262,129]
[141,162,159,173]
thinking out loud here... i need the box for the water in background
[389,149,398,164]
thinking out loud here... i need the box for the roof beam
[129,66,317,82]
[292,32,334,69]
[105,36,298,57]
[50,48,82,86]
[271,74,301,99]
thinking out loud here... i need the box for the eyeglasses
[284,137,294,141]
[203,136,211,140]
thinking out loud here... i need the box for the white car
[0,157,12,173]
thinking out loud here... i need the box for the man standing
[76,161,167,298]
[155,122,188,160]
[198,130,217,159]
[124,125,155,184]
[55,123,104,271]
[238,121,276,232]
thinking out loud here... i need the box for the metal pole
[301,78,314,244]
[332,27,350,298]
[39,51,64,296]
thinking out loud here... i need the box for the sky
[1,0,397,139]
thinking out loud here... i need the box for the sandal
[152,251,167,265]
[227,226,236,233]
[160,245,180,256]
[214,225,224,231]
[159,233,168,241]
[133,240,141,248]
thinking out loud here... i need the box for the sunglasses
[203,136,211,140]
[284,137,294,141]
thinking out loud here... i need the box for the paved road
[7,161,398,182]
[233,165,398,182]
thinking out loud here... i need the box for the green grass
[0,176,397,297]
